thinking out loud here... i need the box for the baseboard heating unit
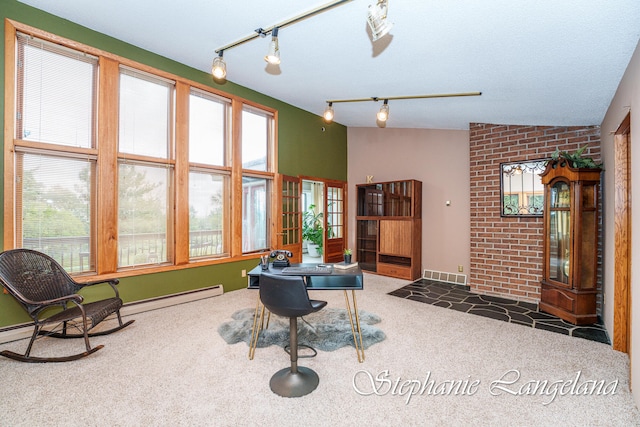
[422,269,468,287]
[0,284,224,345]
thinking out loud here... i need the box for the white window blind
[16,32,97,148]
[17,151,94,272]
[119,67,174,159]
[189,89,228,166]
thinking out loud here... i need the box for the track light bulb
[265,27,281,65]
[212,52,226,79]
[377,100,389,122]
[323,103,334,122]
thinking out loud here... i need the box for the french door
[275,175,302,263]
[324,181,346,263]
[275,175,346,263]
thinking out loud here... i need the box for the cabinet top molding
[540,158,602,184]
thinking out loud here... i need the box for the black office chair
[259,272,327,397]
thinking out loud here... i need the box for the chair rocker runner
[0,249,134,363]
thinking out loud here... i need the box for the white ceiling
[18,0,640,130]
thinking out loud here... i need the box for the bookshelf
[356,179,422,280]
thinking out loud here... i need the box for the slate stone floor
[388,279,610,344]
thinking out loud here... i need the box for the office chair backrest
[259,273,316,318]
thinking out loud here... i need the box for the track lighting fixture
[367,0,393,41]
[265,27,281,65]
[212,0,352,80]
[323,102,335,122]
[211,51,226,80]
[376,99,389,122]
[323,92,482,126]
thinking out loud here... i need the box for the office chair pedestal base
[270,366,319,397]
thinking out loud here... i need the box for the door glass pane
[18,153,94,273]
[118,163,171,267]
[327,186,343,238]
[281,178,300,246]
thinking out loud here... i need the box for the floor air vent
[422,269,467,286]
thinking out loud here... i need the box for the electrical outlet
[458,265,463,273]
[241,269,246,277]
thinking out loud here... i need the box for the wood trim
[96,57,120,274]
[3,21,17,249]
[174,82,190,265]
[230,100,243,257]
[613,113,631,354]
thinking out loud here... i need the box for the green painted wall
[0,0,347,327]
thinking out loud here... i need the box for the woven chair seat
[44,297,124,330]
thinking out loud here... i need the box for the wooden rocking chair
[0,249,134,362]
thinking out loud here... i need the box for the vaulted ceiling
[18,0,640,129]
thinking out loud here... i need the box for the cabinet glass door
[356,220,377,272]
[548,181,571,285]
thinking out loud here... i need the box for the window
[17,34,96,147]
[500,160,547,216]
[241,107,274,253]
[119,68,173,159]
[189,171,227,257]
[242,108,269,171]
[117,68,174,267]
[188,90,230,259]
[14,33,98,271]
[7,24,277,276]
[118,163,172,267]
[189,90,226,166]
[242,176,269,252]
[17,153,95,272]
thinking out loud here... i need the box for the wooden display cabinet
[356,179,422,280]
[539,159,602,325]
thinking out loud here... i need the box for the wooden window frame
[3,19,277,280]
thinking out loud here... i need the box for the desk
[247,263,365,362]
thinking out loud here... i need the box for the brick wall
[469,123,601,305]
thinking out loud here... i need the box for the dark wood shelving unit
[356,179,422,280]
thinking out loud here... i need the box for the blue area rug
[218,307,386,351]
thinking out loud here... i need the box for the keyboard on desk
[280,266,333,275]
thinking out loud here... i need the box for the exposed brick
[469,123,602,311]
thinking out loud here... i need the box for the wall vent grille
[422,269,467,286]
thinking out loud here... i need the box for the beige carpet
[1,273,638,426]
